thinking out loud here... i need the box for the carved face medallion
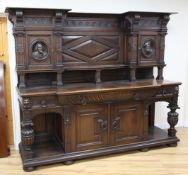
[141,39,155,58]
[32,42,48,61]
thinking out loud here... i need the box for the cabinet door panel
[68,104,108,152]
[110,102,144,146]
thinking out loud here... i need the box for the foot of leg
[63,160,74,165]
[140,148,149,152]
[23,166,36,172]
[167,143,177,147]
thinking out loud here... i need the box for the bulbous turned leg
[167,96,179,137]
[21,120,35,158]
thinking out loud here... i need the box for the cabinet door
[110,102,144,146]
[67,104,108,152]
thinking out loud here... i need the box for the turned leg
[167,97,179,137]
[130,68,136,81]
[95,69,101,83]
[57,71,63,86]
[156,65,164,80]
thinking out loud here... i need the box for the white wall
[1,0,188,148]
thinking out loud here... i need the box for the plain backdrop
[0,0,188,149]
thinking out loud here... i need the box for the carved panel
[141,39,155,58]
[72,105,108,151]
[32,42,48,61]
[110,102,144,145]
[27,34,52,66]
[138,35,159,65]
[62,35,122,66]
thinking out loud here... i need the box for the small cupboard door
[67,104,108,152]
[110,102,145,146]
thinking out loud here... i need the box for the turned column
[167,94,179,137]
[21,98,35,157]
[156,65,165,80]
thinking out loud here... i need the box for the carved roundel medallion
[32,41,48,61]
[141,39,155,58]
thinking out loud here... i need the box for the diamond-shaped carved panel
[72,40,110,58]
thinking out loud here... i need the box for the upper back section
[7,8,173,71]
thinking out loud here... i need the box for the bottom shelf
[20,126,179,171]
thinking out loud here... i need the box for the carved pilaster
[124,13,141,33]
[21,97,35,156]
[19,73,26,88]
[63,106,71,126]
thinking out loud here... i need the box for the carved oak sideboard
[7,8,181,171]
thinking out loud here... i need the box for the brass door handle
[112,117,120,130]
[97,118,108,131]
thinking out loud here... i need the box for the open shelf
[20,126,179,168]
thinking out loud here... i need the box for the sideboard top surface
[18,79,181,97]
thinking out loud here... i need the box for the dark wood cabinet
[7,8,181,171]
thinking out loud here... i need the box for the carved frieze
[58,89,159,105]
[66,19,119,28]
[24,17,52,26]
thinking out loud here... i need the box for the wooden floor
[0,128,188,175]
